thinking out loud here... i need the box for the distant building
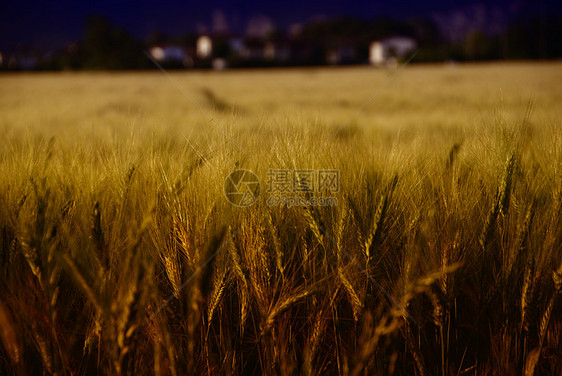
[241,39,266,60]
[370,37,417,66]
[6,50,39,70]
[149,45,193,68]
[327,46,357,65]
[197,36,213,59]
[228,37,245,56]
[260,40,292,62]
[369,42,384,66]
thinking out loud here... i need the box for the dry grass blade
[446,142,462,169]
[227,227,250,331]
[267,211,285,278]
[195,226,227,304]
[510,201,535,275]
[524,348,540,376]
[92,201,107,269]
[527,268,561,376]
[303,307,326,375]
[58,254,104,315]
[336,199,347,264]
[83,313,102,356]
[351,312,402,376]
[32,324,54,374]
[0,300,21,366]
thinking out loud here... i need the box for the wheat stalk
[446,142,462,170]
[527,263,562,376]
[59,254,104,314]
[520,257,534,334]
[338,266,362,323]
[479,199,499,251]
[267,211,285,279]
[92,201,107,270]
[32,323,54,374]
[163,252,182,298]
[302,205,324,247]
[498,154,515,216]
[0,300,21,367]
[207,266,228,329]
[228,227,250,333]
[336,199,346,266]
[303,307,326,375]
[364,193,387,265]
[262,289,312,334]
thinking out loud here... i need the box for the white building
[197,36,213,59]
[369,42,384,66]
[370,37,417,66]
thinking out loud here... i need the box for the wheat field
[0,62,561,375]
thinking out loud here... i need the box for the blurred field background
[0,62,561,375]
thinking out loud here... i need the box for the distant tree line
[2,13,561,70]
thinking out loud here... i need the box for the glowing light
[197,36,212,59]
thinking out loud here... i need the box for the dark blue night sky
[0,0,559,50]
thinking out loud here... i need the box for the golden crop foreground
[0,63,561,375]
